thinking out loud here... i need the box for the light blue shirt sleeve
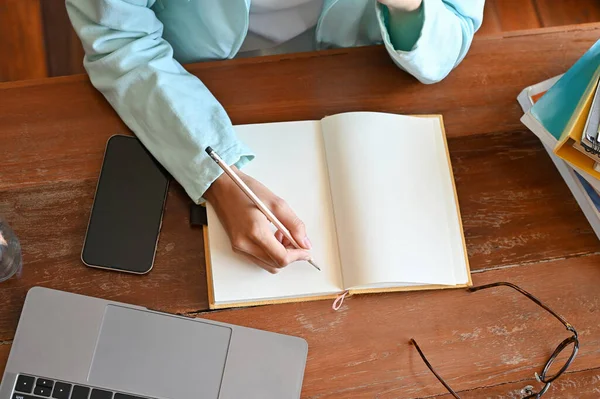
[66,0,254,204]
[377,0,484,84]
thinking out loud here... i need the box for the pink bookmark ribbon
[332,290,349,310]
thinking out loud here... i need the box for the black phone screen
[82,135,170,274]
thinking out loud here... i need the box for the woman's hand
[204,167,312,274]
[377,0,422,12]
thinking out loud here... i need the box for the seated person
[67,0,484,273]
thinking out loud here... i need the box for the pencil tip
[308,259,321,271]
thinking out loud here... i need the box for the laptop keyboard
[12,375,152,399]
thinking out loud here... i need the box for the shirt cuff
[383,3,425,52]
[185,133,255,204]
[376,0,457,84]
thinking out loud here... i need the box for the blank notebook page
[321,112,468,289]
[206,121,343,305]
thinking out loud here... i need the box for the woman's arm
[377,0,485,83]
[66,0,311,271]
[66,0,253,203]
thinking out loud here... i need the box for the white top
[238,0,324,57]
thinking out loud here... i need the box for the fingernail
[303,237,312,250]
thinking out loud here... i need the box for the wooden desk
[2,24,600,398]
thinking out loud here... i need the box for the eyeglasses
[410,282,579,399]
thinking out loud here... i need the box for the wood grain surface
[490,0,542,31]
[0,0,47,82]
[1,24,600,398]
[478,0,600,37]
[40,0,86,78]
[535,0,600,27]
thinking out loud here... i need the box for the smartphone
[82,135,170,274]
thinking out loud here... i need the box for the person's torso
[237,0,323,57]
[152,0,383,63]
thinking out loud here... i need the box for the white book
[518,77,600,240]
[203,112,471,309]
[518,75,600,192]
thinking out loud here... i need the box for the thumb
[271,198,311,250]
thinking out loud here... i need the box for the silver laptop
[1,287,307,399]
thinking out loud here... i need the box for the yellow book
[202,112,471,309]
[554,77,600,176]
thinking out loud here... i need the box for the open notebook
[204,112,471,309]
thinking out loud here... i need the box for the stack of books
[519,40,600,239]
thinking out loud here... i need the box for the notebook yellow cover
[553,77,600,176]
[203,113,471,310]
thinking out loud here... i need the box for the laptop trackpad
[89,305,231,399]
